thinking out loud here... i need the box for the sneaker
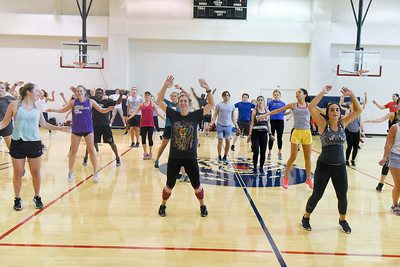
[282,176,289,189]
[339,219,352,234]
[67,171,74,183]
[33,196,43,209]
[345,160,350,166]
[222,155,228,163]
[130,142,135,148]
[306,178,314,189]
[200,205,208,217]
[267,153,271,161]
[218,155,222,162]
[253,168,258,175]
[154,160,159,168]
[83,157,88,166]
[230,145,235,151]
[278,153,282,161]
[158,204,167,217]
[124,131,128,135]
[135,142,140,148]
[390,205,400,216]
[143,153,148,160]
[351,160,356,166]
[184,176,190,182]
[93,171,99,183]
[148,152,153,160]
[301,216,312,231]
[13,197,23,211]
[376,183,384,192]
[259,168,265,175]
[116,157,121,167]
[179,175,186,183]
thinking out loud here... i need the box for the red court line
[311,148,395,187]
[0,148,132,241]
[0,243,399,259]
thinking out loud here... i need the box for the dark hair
[95,88,104,93]
[41,89,48,98]
[222,91,230,97]
[393,93,399,98]
[242,93,249,98]
[299,88,310,102]
[325,102,342,120]
[20,83,36,99]
[144,91,151,96]
[256,95,265,101]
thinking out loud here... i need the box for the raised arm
[115,89,125,105]
[198,79,214,115]
[59,92,68,105]
[157,75,174,113]
[174,85,192,101]
[191,87,200,100]
[339,94,346,107]
[49,100,74,113]
[372,100,386,110]
[362,92,367,110]
[340,87,362,128]
[309,85,332,131]
[46,90,56,102]
[91,99,114,114]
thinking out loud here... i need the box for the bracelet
[206,90,211,93]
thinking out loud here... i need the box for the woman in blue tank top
[0,83,70,211]
[258,88,314,190]
[301,85,361,234]
[49,85,114,183]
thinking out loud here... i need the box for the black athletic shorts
[237,121,251,136]
[10,139,43,159]
[162,126,172,139]
[72,132,92,137]
[0,123,13,137]
[128,115,141,127]
[203,114,212,123]
[94,126,114,144]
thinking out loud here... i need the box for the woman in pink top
[127,91,164,159]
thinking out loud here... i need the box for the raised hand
[372,100,378,105]
[164,75,174,88]
[59,92,64,97]
[340,87,353,96]
[322,85,332,94]
[174,84,182,90]
[198,79,210,91]
[15,81,24,86]
[51,90,55,95]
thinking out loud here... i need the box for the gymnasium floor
[0,129,399,266]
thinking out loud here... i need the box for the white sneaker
[67,171,74,183]
[93,171,99,183]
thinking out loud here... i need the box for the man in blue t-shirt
[231,93,255,151]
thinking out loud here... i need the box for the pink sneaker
[306,178,314,189]
[148,152,153,159]
[143,153,148,160]
[282,177,289,189]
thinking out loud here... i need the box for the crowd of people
[0,78,399,234]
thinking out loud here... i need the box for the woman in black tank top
[248,96,270,174]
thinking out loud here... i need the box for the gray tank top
[345,114,360,133]
[293,103,310,130]
[319,122,346,165]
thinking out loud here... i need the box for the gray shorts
[216,124,233,140]
[389,152,400,169]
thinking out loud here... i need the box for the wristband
[206,90,211,93]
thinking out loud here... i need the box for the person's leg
[183,159,207,216]
[11,157,26,198]
[251,132,261,170]
[3,135,11,150]
[140,127,148,156]
[389,167,400,208]
[345,129,353,163]
[351,131,360,164]
[68,134,82,172]
[268,120,277,154]
[259,132,268,170]
[148,127,154,157]
[84,133,98,172]
[276,120,284,153]
[117,108,126,127]
[330,163,351,233]
[302,144,312,179]
[159,158,183,216]
[134,126,140,144]
[110,109,117,126]
[27,157,42,197]
[224,138,230,157]
[156,139,170,160]
[283,142,299,178]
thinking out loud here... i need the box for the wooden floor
[0,130,399,266]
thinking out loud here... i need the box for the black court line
[232,171,287,267]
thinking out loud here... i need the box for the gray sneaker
[278,153,282,160]
[93,171,99,183]
[390,205,400,216]
[67,171,74,183]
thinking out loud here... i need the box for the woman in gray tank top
[258,88,314,190]
[301,85,361,234]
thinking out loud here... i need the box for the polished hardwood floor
[0,129,399,266]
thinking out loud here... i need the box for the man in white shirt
[109,88,127,127]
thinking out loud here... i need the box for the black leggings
[345,129,360,161]
[251,130,268,169]
[166,157,201,189]
[268,120,284,150]
[140,127,154,146]
[153,116,160,131]
[306,160,348,215]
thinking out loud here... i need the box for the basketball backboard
[60,42,104,69]
[337,50,382,77]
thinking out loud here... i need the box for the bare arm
[198,79,215,116]
[49,100,74,113]
[157,75,174,113]
[362,92,367,110]
[340,87,362,128]
[59,92,68,105]
[259,103,294,121]
[372,100,387,110]
[0,102,17,130]
[127,105,141,121]
[309,85,332,132]
[210,108,218,126]
[364,113,392,124]
[91,99,114,114]
[38,109,70,132]
[247,110,256,143]
[379,124,397,165]
[46,91,56,102]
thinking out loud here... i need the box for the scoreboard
[193,0,247,20]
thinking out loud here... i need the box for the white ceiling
[0,0,109,16]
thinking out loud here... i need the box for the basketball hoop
[73,61,86,69]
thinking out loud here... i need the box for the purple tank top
[72,98,93,133]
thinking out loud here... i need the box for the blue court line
[233,172,287,267]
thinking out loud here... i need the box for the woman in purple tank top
[127,91,164,160]
[50,85,114,183]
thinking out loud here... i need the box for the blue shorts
[216,124,233,140]
[389,152,400,169]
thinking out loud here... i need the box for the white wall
[0,35,108,123]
